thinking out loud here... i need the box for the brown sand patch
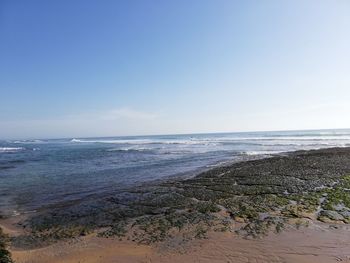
[0,215,28,237]
[12,236,152,263]
[11,222,350,263]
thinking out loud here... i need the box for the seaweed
[0,227,13,263]
[12,149,350,246]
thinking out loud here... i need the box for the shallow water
[1,129,350,215]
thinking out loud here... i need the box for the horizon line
[3,127,350,141]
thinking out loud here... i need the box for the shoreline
[2,146,350,262]
[9,222,350,263]
[0,149,277,219]
[0,145,338,219]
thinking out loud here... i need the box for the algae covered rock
[318,210,344,222]
[15,148,350,244]
[0,227,13,263]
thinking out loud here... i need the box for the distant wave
[243,150,285,156]
[258,142,348,147]
[193,136,350,142]
[163,140,217,146]
[0,147,25,153]
[71,138,154,144]
[69,135,350,150]
[13,139,44,144]
[106,147,152,152]
[70,138,216,146]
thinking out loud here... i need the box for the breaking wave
[0,147,25,153]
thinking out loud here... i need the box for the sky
[1,0,350,139]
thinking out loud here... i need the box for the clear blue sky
[1,0,350,139]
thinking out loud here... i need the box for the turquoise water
[1,129,350,216]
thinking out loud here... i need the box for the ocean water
[1,129,350,216]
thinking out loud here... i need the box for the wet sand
[10,222,350,263]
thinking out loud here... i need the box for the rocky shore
[3,147,350,262]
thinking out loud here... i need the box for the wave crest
[0,147,25,153]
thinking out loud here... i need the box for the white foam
[13,139,44,144]
[107,147,151,152]
[0,147,25,153]
[162,140,215,145]
[70,138,216,146]
[196,136,350,142]
[244,150,284,156]
[69,134,350,151]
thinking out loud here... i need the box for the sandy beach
[9,222,350,263]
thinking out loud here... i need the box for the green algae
[98,222,127,238]
[12,149,350,247]
[0,227,13,263]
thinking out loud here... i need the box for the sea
[1,129,350,216]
